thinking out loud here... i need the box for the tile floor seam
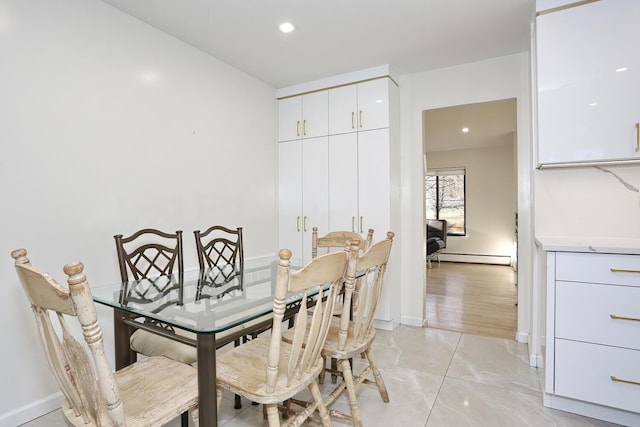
[423,331,463,427]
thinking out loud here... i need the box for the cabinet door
[278,141,303,259]
[329,133,359,232]
[278,97,302,142]
[357,79,390,131]
[301,91,329,139]
[301,136,329,262]
[537,0,640,164]
[329,85,358,135]
[357,129,390,234]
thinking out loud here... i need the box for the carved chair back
[267,242,358,391]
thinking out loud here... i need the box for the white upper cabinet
[278,91,329,142]
[536,0,640,166]
[329,78,390,135]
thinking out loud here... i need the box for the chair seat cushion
[129,313,274,364]
[426,237,445,256]
[130,329,198,365]
[216,336,324,404]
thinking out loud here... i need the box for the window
[425,168,466,236]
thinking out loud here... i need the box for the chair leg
[309,380,331,427]
[330,357,338,383]
[233,338,243,409]
[265,403,281,427]
[318,355,326,384]
[365,348,389,402]
[340,359,363,427]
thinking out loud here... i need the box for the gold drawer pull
[610,268,640,274]
[636,122,639,152]
[610,314,640,322]
[611,375,640,386]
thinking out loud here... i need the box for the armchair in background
[426,219,447,268]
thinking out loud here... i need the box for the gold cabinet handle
[359,216,364,233]
[636,123,639,152]
[359,110,363,128]
[303,216,308,232]
[611,375,640,386]
[351,112,355,129]
[303,120,307,136]
[296,120,300,137]
[352,216,355,232]
[610,268,640,274]
[610,314,640,322]
[296,216,300,232]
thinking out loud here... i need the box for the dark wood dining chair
[113,228,198,366]
[194,225,243,299]
[11,248,199,426]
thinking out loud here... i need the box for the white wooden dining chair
[215,243,360,426]
[283,231,395,427]
[11,248,199,426]
[310,226,374,383]
[311,226,374,258]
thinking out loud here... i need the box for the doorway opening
[423,98,518,340]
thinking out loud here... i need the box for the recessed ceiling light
[279,22,295,33]
[616,67,628,72]
[589,102,598,107]
[462,127,469,133]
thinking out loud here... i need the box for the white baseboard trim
[373,318,397,331]
[439,254,511,265]
[399,315,423,327]
[516,331,529,343]
[530,354,543,368]
[0,392,62,427]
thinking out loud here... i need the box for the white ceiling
[98,0,535,89]
[424,99,517,153]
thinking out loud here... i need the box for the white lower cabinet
[544,250,640,424]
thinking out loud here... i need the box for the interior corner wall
[0,0,277,424]
[398,52,532,340]
[426,140,516,263]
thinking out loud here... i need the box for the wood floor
[426,261,517,340]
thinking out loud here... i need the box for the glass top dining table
[91,257,305,426]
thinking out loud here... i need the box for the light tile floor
[20,326,620,426]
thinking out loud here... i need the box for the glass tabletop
[92,257,296,334]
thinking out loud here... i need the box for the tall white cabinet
[328,78,392,236]
[278,91,329,262]
[536,0,640,167]
[277,67,399,328]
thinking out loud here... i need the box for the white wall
[0,1,277,424]
[426,139,517,263]
[398,53,533,341]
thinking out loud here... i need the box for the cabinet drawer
[556,252,640,286]
[556,281,640,350]
[555,339,640,413]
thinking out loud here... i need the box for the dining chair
[11,248,199,426]
[311,226,374,382]
[322,231,394,426]
[284,231,395,427]
[194,225,267,410]
[215,243,360,427]
[311,226,374,258]
[194,225,244,299]
[113,228,198,365]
